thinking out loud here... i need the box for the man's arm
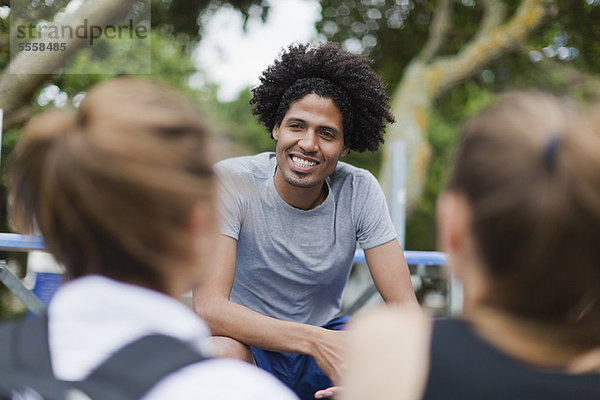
[193,234,346,383]
[364,239,418,306]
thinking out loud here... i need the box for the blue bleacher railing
[0,233,45,252]
[352,248,447,265]
[0,233,447,265]
[0,233,449,315]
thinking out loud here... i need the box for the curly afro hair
[250,42,394,153]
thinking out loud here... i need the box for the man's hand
[309,328,347,384]
[314,386,343,399]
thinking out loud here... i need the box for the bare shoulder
[342,306,432,400]
[348,305,431,341]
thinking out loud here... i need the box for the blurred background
[1,0,599,317]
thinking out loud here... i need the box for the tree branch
[2,104,32,129]
[418,0,452,63]
[433,0,555,95]
[439,0,554,92]
[474,0,506,39]
[0,0,137,130]
[382,0,556,213]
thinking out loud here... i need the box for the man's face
[273,93,348,192]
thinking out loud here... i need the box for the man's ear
[341,145,349,157]
[272,126,279,140]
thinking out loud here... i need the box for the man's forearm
[195,295,324,355]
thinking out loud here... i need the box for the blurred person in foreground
[193,42,417,400]
[323,91,600,400]
[7,77,298,399]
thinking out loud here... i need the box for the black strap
[1,315,208,400]
[76,334,208,400]
[0,314,68,400]
[6,314,54,374]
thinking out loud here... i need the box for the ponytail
[8,77,214,292]
[9,109,77,234]
[449,90,600,350]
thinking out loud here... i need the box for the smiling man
[194,43,417,400]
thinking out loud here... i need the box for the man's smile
[289,153,320,172]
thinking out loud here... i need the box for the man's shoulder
[328,162,385,208]
[215,152,275,180]
[330,160,377,185]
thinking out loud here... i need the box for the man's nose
[298,130,318,153]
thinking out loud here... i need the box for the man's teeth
[292,156,317,168]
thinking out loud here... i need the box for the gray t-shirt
[215,152,396,326]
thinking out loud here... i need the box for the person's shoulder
[329,161,379,188]
[342,306,431,400]
[146,358,298,399]
[215,152,275,180]
[349,305,431,342]
[333,160,371,176]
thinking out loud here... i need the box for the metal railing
[344,248,450,314]
[0,233,452,315]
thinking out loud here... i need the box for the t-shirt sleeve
[354,171,397,250]
[215,166,245,240]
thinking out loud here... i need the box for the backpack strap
[1,315,208,400]
[0,314,70,400]
[0,314,53,374]
[76,334,208,400]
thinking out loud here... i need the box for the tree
[151,0,269,40]
[382,0,554,212]
[0,0,270,130]
[0,0,268,316]
[0,0,138,129]
[317,0,600,248]
[321,0,555,211]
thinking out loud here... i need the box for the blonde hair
[9,77,214,292]
[449,90,600,350]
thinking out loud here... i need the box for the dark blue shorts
[250,315,350,400]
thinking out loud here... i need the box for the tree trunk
[380,0,556,213]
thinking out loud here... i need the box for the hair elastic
[543,136,561,168]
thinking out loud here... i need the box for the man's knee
[210,336,256,364]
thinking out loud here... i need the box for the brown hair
[449,90,600,350]
[8,77,214,293]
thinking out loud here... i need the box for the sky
[193,0,322,102]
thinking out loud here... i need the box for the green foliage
[406,83,496,250]
[343,149,381,177]
[25,30,196,120]
[0,126,25,318]
[316,0,600,250]
[545,0,600,72]
[151,0,269,41]
[0,0,269,317]
[405,109,454,250]
[207,88,275,155]
[0,11,8,72]
[317,0,494,93]
[0,24,198,316]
